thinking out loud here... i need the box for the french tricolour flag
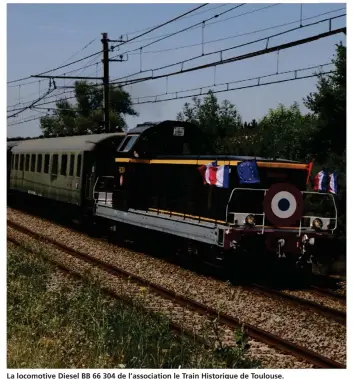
[313,170,328,192]
[199,161,230,188]
[328,172,338,194]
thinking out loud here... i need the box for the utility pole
[102,32,110,133]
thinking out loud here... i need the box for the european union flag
[237,160,260,184]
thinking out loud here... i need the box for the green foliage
[255,102,317,161]
[7,245,258,369]
[304,42,346,160]
[177,91,243,153]
[40,81,138,137]
[304,43,346,243]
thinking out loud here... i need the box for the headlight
[245,214,256,226]
[312,218,323,230]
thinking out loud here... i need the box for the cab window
[117,135,138,153]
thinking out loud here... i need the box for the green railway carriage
[9,133,125,211]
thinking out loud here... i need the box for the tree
[304,43,346,161]
[243,119,258,129]
[254,102,317,161]
[177,91,243,153]
[40,81,138,137]
[304,43,346,243]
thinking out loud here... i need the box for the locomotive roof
[11,132,126,153]
[127,120,190,135]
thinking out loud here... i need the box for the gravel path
[7,208,346,365]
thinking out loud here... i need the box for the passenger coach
[9,132,125,218]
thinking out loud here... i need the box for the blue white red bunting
[312,170,338,194]
[313,170,328,192]
[328,172,338,195]
[198,161,230,188]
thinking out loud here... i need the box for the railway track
[310,285,346,304]
[250,284,346,326]
[7,219,345,369]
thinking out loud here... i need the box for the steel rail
[7,220,345,369]
[249,284,346,326]
[310,286,346,304]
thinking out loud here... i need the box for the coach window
[69,154,75,176]
[15,155,19,170]
[61,154,68,176]
[44,154,50,174]
[52,154,58,176]
[37,154,43,173]
[30,154,36,172]
[76,154,82,177]
[20,155,24,171]
[25,154,30,171]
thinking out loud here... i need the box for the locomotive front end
[223,182,337,269]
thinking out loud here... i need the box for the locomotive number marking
[173,126,184,136]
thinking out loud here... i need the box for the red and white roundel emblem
[264,183,303,226]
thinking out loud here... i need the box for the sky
[7,2,346,138]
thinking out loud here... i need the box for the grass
[7,243,260,369]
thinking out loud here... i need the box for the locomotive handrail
[301,191,338,233]
[226,187,337,234]
[93,176,114,206]
[226,187,267,234]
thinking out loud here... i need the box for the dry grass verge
[7,244,259,369]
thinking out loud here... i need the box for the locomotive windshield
[117,135,139,153]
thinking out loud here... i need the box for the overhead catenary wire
[7,53,101,89]
[123,6,346,56]
[23,60,335,114]
[7,5,346,134]
[7,80,57,119]
[130,62,334,103]
[7,55,102,110]
[130,71,335,105]
[112,3,276,54]
[7,24,345,112]
[122,3,229,37]
[7,6,340,110]
[7,4,209,91]
[110,3,209,50]
[7,38,101,85]
[109,21,346,87]
[27,67,335,113]
[8,6,343,94]
[8,115,43,127]
[120,4,246,52]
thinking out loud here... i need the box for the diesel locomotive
[7,120,337,273]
